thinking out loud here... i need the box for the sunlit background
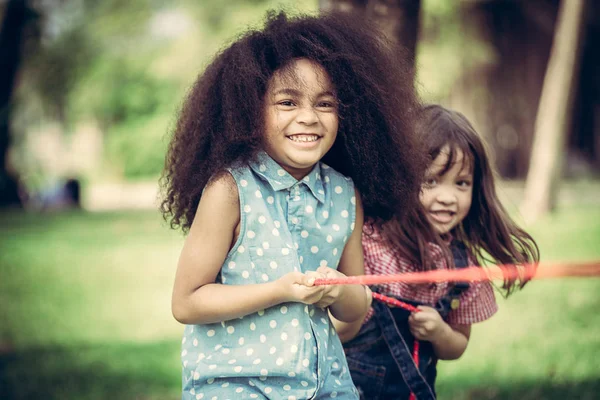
[0,0,599,399]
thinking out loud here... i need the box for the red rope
[410,340,420,400]
[315,260,600,399]
[372,292,420,400]
[371,292,419,312]
[313,260,600,287]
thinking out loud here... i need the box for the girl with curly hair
[335,105,540,400]
[161,10,426,399]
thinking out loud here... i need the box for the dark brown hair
[417,104,540,295]
[161,11,425,233]
[366,207,448,273]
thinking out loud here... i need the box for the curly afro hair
[161,10,426,232]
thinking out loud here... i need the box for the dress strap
[372,300,437,400]
[435,241,471,318]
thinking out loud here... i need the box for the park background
[0,0,599,399]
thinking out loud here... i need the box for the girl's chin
[430,220,455,235]
[282,153,323,169]
[277,158,319,179]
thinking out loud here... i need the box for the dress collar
[249,151,326,203]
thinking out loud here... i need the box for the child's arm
[171,173,325,325]
[408,306,471,360]
[330,285,372,343]
[315,189,369,323]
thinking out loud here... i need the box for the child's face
[263,58,338,180]
[419,146,473,235]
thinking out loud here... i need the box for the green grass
[0,211,184,400]
[436,206,600,399]
[1,205,599,399]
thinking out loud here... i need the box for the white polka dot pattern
[180,153,358,399]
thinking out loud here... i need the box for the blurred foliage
[417,0,495,102]
[11,0,318,185]
[10,0,498,184]
[69,60,174,126]
[104,113,173,178]
[25,28,93,120]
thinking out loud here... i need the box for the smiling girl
[335,104,540,400]
[161,11,426,399]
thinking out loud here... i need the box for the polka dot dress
[180,152,359,399]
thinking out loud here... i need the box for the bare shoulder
[192,172,240,227]
[202,172,240,208]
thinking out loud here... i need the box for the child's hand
[408,306,450,342]
[313,266,346,308]
[364,285,373,309]
[276,271,325,305]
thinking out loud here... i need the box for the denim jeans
[344,297,438,400]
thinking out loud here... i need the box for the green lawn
[1,205,599,399]
[437,206,600,399]
[0,211,183,400]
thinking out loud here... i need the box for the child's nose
[296,107,318,125]
[435,189,456,205]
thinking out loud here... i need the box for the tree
[0,0,39,206]
[432,1,560,179]
[320,0,421,68]
[520,0,588,222]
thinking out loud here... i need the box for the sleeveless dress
[180,151,359,399]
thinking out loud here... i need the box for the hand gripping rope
[313,260,600,400]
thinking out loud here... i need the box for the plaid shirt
[362,227,498,325]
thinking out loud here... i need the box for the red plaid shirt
[362,227,498,325]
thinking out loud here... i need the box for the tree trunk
[320,0,421,69]
[447,1,558,179]
[0,0,35,207]
[520,0,588,222]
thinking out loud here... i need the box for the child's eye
[315,98,338,111]
[277,100,296,107]
[422,178,437,188]
[456,180,472,188]
[317,101,335,108]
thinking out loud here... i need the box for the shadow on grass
[0,340,181,400]
[439,378,600,400]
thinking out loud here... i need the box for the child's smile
[428,210,456,225]
[420,146,473,234]
[287,133,320,144]
[263,58,338,180]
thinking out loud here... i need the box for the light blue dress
[180,152,359,399]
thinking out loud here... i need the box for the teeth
[289,135,318,142]
[432,211,454,216]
